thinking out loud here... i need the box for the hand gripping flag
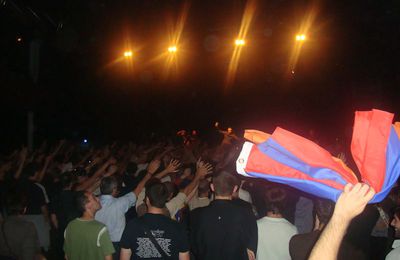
[236,109,400,203]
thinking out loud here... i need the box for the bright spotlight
[168,46,177,53]
[124,51,133,57]
[235,39,245,46]
[296,34,306,41]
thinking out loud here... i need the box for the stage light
[124,51,133,57]
[168,46,177,53]
[16,37,22,42]
[235,39,245,46]
[296,34,306,41]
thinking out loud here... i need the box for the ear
[210,183,215,192]
[233,185,239,194]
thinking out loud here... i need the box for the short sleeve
[243,208,258,253]
[166,192,187,217]
[135,188,146,210]
[176,224,190,253]
[99,227,115,257]
[116,192,137,213]
[120,221,135,249]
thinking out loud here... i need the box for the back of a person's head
[6,193,28,215]
[198,179,210,195]
[212,171,238,197]
[164,181,178,199]
[126,162,138,175]
[146,182,169,209]
[61,172,75,189]
[21,162,39,179]
[314,198,334,225]
[100,176,119,195]
[265,187,287,215]
[75,191,89,216]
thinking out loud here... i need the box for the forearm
[182,176,200,196]
[14,156,26,180]
[77,161,110,191]
[133,173,152,196]
[309,213,350,260]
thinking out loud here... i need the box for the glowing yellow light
[168,46,177,53]
[17,37,22,42]
[235,39,245,46]
[296,34,306,41]
[124,51,132,57]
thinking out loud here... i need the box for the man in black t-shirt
[190,171,257,260]
[120,182,190,260]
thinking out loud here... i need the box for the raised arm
[309,183,375,260]
[181,160,212,196]
[75,158,116,191]
[154,159,181,180]
[133,159,161,196]
[14,147,28,179]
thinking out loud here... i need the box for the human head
[73,167,88,183]
[21,162,39,180]
[314,199,334,228]
[211,171,238,197]
[145,182,169,209]
[75,191,101,216]
[61,172,75,190]
[163,181,178,201]
[100,176,119,197]
[227,127,233,134]
[198,179,210,197]
[264,187,287,215]
[391,207,400,237]
[6,193,28,216]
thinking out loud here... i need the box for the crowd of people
[0,125,399,260]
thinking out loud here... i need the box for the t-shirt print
[136,229,171,258]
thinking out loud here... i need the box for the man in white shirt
[386,207,400,260]
[95,160,160,259]
[257,187,298,260]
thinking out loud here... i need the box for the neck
[266,211,283,218]
[147,206,165,215]
[215,195,232,200]
[81,210,95,220]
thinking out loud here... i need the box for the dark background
[1,0,399,151]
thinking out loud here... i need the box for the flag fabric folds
[236,109,400,203]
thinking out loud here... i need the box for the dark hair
[61,172,75,189]
[126,162,138,175]
[164,182,178,199]
[265,188,287,215]
[394,207,400,219]
[73,167,87,177]
[314,199,334,224]
[212,171,238,196]
[145,182,169,208]
[75,191,89,215]
[100,176,119,195]
[6,193,28,215]
[21,163,39,178]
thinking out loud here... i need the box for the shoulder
[386,247,400,260]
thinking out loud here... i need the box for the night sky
[1,0,400,151]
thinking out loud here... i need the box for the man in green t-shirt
[64,191,115,260]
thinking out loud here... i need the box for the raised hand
[196,159,213,178]
[165,159,181,173]
[334,183,375,221]
[147,159,161,175]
